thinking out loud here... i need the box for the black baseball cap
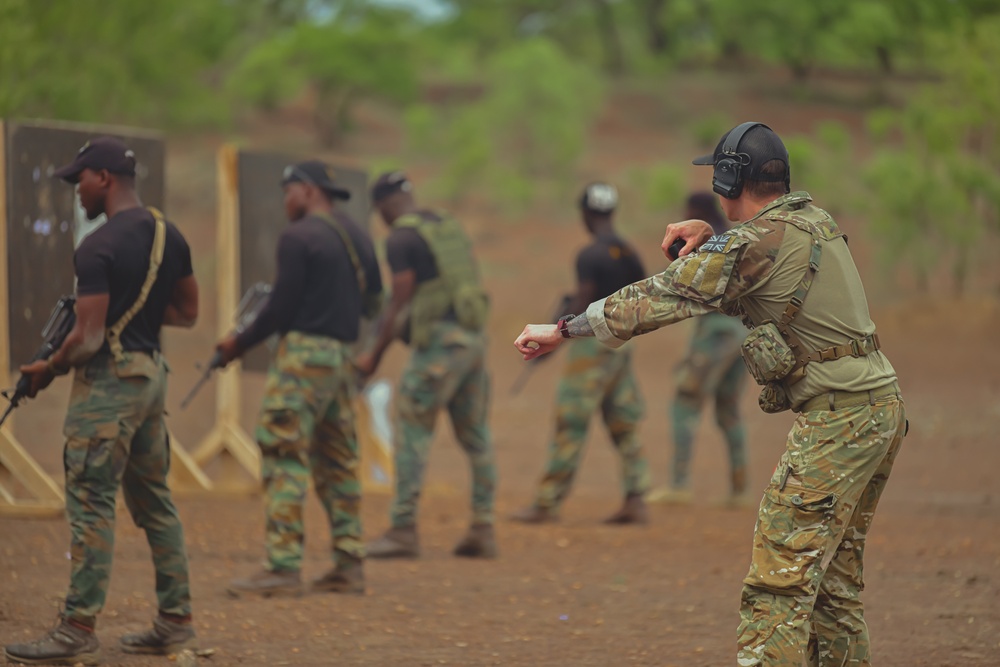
[281,160,351,200]
[692,123,790,184]
[54,136,137,183]
[371,171,412,203]
[579,182,618,213]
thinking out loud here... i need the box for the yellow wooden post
[183,145,260,494]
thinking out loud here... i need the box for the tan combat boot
[120,615,197,655]
[366,526,420,559]
[227,567,302,598]
[4,618,101,666]
[720,467,753,509]
[311,557,365,595]
[603,493,650,525]
[646,485,694,505]
[509,504,559,524]
[453,523,497,558]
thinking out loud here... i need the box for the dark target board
[235,150,369,373]
[2,120,164,369]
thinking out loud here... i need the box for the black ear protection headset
[712,121,766,200]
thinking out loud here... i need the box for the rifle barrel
[179,372,212,410]
[509,364,536,397]
[0,401,16,430]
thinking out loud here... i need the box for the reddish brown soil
[2,75,999,666]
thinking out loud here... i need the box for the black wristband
[557,314,577,339]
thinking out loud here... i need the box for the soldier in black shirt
[218,160,382,598]
[511,183,651,525]
[6,137,200,665]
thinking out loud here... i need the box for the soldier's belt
[797,380,900,413]
[785,333,881,385]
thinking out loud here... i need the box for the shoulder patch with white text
[669,234,749,303]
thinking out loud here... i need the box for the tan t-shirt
[586,191,896,409]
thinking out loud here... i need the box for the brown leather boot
[311,557,365,595]
[4,618,101,666]
[226,567,302,598]
[453,524,497,558]
[120,615,197,655]
[366,526,420,559]
[603,493,649,525]
[732,466,747,495]
[509,505,558,524]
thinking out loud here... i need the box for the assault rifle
[0,296,77,429]
[509,294,572,396]
[179,283,271,409]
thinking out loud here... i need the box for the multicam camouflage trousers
[62,351,191,627]
[671,313,748,488]
[390,321,495,528]
[534,337,648,510]
[736,387,906,667]
[256,332,362,571]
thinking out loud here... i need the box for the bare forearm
[369,298,405,362]
[50,329,103,369]
[163,304,196,328]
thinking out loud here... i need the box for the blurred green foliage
[863,14,1000,293]
[1,0,999,291]
[228,10,418,145]
[409,38,603,212]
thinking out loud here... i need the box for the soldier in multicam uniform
[511,183,650,525]
[221,161,383,598]
[355,171,496,559]
[514,123,906,667]
[5,137,200,665]
[648,192,750,507]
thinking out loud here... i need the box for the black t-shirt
[75,207,193,353]
[236,211,383,350]
[385,211,441,283]
[576,232,646,300]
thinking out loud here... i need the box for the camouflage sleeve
[584,224,780,348]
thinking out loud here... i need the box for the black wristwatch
[556,314,577,339]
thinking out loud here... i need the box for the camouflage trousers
[737,386,906,667]
[535,337,648,509]
[255,332,362,571]
[62,351,191,627]
[390,321,495,528]
[671,313,748,488]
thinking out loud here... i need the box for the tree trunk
[952,249,968,296]
[875,45,893,74]
[643,0,668,55]
[591,0,625,75]
[313,86,353,148]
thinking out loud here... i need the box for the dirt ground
[2,76,999,666]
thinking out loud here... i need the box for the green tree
[0,0,246,126]
[228,11,418,146]
[863,14,1000,294]
[410,38,603,211]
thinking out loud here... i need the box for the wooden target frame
[0,119,208,515]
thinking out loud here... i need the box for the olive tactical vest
[395,212,489,348]
[736,198,883,412]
